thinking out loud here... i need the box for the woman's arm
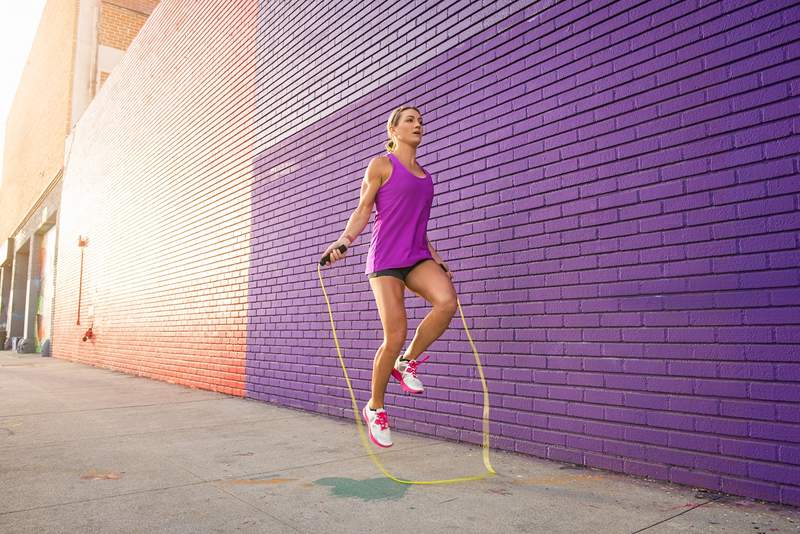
[426,236,443,263]
[321,156,388,266]
[427,236,452,278]
[339,158,388,245]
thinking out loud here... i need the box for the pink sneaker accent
[391,354,430,394]
[362,405,393,448]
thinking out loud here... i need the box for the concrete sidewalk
[0,351,797,534]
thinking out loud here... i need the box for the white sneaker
[391,354,430,394]
[362,404,393,448]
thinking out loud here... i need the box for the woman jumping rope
[320,105,457,448]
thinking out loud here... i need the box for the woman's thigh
[368,275,407,341]
[404,260,457,308]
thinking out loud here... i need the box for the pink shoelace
[375,411,390,430]
[404,355,430,378]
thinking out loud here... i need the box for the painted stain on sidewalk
[314,477,409,501]
[511,474,604,486]
[223,477,296,485]
[80,469,123,480]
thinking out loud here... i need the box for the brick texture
[247,0,800,506]
[99,1,152,50]
[54,0,258,396]
[54,0,800,506]
[105,0,159,16]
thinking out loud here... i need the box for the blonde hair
[384,105,421,152]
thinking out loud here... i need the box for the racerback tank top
[365,152,434,274]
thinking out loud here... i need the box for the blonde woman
[321,106,456,447]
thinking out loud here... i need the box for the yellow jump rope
[317,245,495,485]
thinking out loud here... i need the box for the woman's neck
[392,145,417,164]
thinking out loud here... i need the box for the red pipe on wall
[77,236,88,326]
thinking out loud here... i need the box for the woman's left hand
[438,262,453,280]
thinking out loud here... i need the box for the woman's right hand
[321,238,350,266]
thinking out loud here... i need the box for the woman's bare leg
[368,275,407,409]
[403,260,457,360]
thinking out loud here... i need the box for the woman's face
[391,109,424,147]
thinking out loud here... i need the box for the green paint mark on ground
[314,477,409,501]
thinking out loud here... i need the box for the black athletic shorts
[367,259,447,282]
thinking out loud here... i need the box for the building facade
[0,0,159,353]
[4,0,800,506]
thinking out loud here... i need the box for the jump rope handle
[320,244,348,266]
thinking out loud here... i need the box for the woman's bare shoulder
[368,153,392,169]
[366,154,392,185]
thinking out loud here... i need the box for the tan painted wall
[0,0,79,242]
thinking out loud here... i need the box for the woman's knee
[382,328,407,351]
[435,294,458,316]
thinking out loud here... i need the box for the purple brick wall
[248,0,800,506]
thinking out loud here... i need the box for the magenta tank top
[365,152,434,274]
